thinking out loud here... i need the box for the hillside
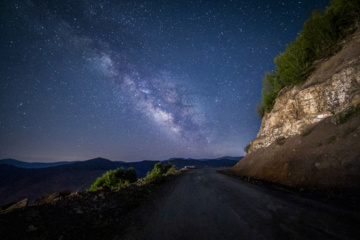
[0,157,239,206]
[232,28,360,193]
[0,159,74,168]
[0,171,181,240]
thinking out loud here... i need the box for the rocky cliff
[232,29,360,190]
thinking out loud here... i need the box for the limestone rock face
[248,30,360,153]
[232,29,360,191]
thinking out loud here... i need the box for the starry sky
[0,0,330,162]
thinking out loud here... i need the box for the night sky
[0,0,329,162]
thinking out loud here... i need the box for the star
[0,0,330,162]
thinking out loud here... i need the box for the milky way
[0,0,329,161]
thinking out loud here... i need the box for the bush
[144,162,164,183]
[244,144,250,154]
[261,72,284,114]
[89,168,138,191]
[258,0,360,117]
[275,33,313,86]
[164,164,177,175]
[256,104,265,118]
[144,162,177,183]
[124,167,137,183]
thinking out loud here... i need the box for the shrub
[144,162,177,183]
[89,168,137,191]
[244,144,250,154]
[124,167,137,183]
[144,162,164,183]
[256,104,265,118]
[164,164,177,175]
[261,72,284,114]
[275,33,313,86]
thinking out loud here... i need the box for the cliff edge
[232,29,360,190]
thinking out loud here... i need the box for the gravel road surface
[122,168,360,240]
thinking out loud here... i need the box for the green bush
[144,162,164,183]
[89,168,138,191]
[256,104,265,118]
[124,167,137,183]
[165,165,177,175]
[144,162,177,183]
[258,0,360,117]
[275,33,313,86]
[261,72,284,114]
[244,144,250,154]
[163,164,176,174]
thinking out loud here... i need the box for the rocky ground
[0,174,181,240]
[232,112,360,194]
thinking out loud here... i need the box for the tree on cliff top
[257,0,360,118]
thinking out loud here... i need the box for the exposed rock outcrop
[233,29,360,190]
[249,29,360,153]
[0,198,28,213]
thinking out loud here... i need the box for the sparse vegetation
[164,164,177,175]
[89,168,137,191]
[258,0,360,117]
[256,103,265,118]
[327,135,337,144]
[89,163,178,191]
[244,144,250,154]
[332,105,360,125]
[144,162,176,183]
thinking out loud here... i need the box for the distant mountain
[217,156,243,161]
[164,157,241,169]
[0,158,75,168]
[0,157,242,206]
[0,158,157,205]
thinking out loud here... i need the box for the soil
[0,174,181,240]
[232,113,360,192]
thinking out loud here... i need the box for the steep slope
[232,29,360,191]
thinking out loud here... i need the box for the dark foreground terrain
[0,157,239,205]
[1,169,360,240]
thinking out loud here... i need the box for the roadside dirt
[232,114,360,190]
[0,174,181,240]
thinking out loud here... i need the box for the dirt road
[122,168,360,240]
